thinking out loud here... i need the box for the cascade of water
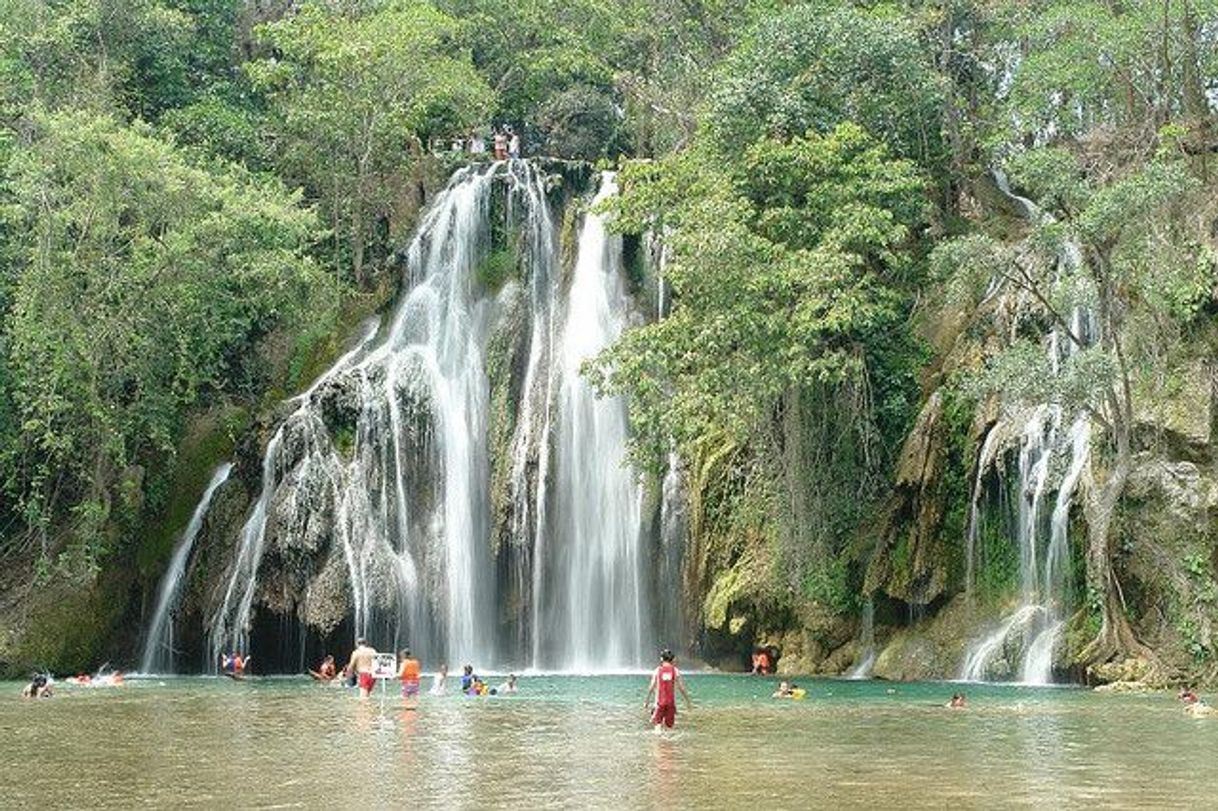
[208,167,511,666]
[1022,414,1090,684]
[501,164,560,665]
[960,172,1095,684]
[139,463,233,674]
[848,598,877,679]
[206,163,667,673]
[537,173,649,671]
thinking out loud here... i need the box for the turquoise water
[3,675,1216,808]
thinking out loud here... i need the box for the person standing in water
[645,649,691,731]
[398,648,421,706]
[344,638,378,700]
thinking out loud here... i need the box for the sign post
[372,653,397,714]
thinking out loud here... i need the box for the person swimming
[771,680,806,700]
[220,652,250,677]
[460,664,475,693]
[947,693,966,709]
[430,664,448,695]
[22,673,52,699]
[496,674,518,694]
[310,655,337,682]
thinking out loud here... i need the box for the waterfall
[139,463,232,674]
[960,169,1094,684]
[535,173,650,671]
[848,598,876,679]
[204,163,670,672]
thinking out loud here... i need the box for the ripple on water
[2,675,1218,808]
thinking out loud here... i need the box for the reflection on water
[3,676,1217,808]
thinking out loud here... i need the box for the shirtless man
[344,638,378,699]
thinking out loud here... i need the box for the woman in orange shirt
[398,648,421,705]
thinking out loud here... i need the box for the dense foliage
[2,0,1218,678]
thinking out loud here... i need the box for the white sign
[371,653,397,679]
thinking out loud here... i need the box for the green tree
[706,3,948,172]
[2,109,322,572]
[593,122,927,469]
[247,0,493,283]
[936,148,1203,666]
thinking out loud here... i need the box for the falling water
[139,463,232,674]
[848,598,877,679]
[960,172,1095,684]
[205,163,668,672]
[209,166,509,666]
[655,451,687,651]
[536,173,649,671]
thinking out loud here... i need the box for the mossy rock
[136,405,248,581]
[9,568,132,675]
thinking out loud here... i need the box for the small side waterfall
[140,463,232,674]
[960,170,1095,684]
[848,598,876,679]
[656,451,687,651]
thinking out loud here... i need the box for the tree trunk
[352,210,365,287]
[1079,451,1149,664]
[1080,247,1154,668]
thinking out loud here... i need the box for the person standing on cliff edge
[645,649,692,732]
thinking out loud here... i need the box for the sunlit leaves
[592,124,927,468]
[706,3,947,171]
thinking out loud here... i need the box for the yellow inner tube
[790,688,807,700]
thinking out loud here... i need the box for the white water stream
[139,463,232,674]
[960,171,1095,684]
[189,164,663,672]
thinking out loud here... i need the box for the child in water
[644,649,692,730]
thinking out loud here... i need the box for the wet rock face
[315,371,363,442]
[1116,452,1218,681]
[865,390,951,606]
[869,596,988,681]
[1089,657,1153,686]
[300,551,354,633]
[873,634,941,681]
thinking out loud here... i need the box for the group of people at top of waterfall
[446,125,520,160]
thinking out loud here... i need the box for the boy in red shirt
[644,649,692,730]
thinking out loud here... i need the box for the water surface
[3,675,1214,808]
